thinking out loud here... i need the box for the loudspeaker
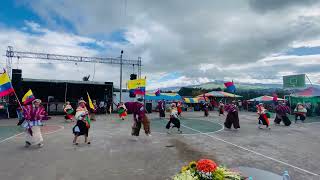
[12,69,22,82]
[11,69,22,99]
[130,74,137,80]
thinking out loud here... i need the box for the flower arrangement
[173,159,247,180]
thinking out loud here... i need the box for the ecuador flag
[0,71,14,97]
[22,89,35,105]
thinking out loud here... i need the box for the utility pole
[119,50,124,103]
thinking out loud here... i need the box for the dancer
[117,102,127,120]
[203,101,210,117]
[256,103,270,129]
[21,99,46,148]
[63,101,74,122]
[294,103,307,123]
[158,99,166,119]
[224,101,240,129]
[177,101,183,117]
[131,97,151,136]
[72,100,91,145]
[218,101,225,116]
[274,102,291,126]
[166,103,182,134]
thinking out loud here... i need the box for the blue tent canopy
[145,93,182,101]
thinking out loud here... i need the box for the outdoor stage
[0,111,319,180]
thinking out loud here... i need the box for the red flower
[196,159,217,173]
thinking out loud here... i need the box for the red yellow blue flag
[0,71,14,97]
[22,89,35,105]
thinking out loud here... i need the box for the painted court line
[0,132,24,144]
[151,118,224,136]
[180,124,320,177]
[43,125,65,135]
[0,125,65,142]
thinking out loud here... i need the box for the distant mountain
[153,80,319,92]
[156,86,182,92]
[193,81,283,90]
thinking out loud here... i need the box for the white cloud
[3,0,320,89]
[0,22,134,88]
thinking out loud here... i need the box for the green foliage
[212,167,225,180]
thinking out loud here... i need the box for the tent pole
[306,74,313,87]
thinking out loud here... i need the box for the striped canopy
[248,95,285,102]
[145,93,182,101]
[197,91,242,98]
[183,98,199,103]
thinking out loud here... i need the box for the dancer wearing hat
[274,102,291,126]
[72,100,91,145]
[218,101,225,116]
[117,102,127,120]
[256,103,270,129]
[21,99,46,148]
[294,103,307,123]
[224,101,240,129]
[131,97,151,136]
[203,101,210,117]
[158,99,166,119]
[63,101,74,122]
[166,103,182,134]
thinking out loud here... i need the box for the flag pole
[144,76,147,114]
[305,74,313,87]
[12,90,23,109]
[3,69,33,134]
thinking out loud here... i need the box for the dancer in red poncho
[257,103,270,129]
[21,99,47,148]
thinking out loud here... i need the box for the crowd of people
[15,92,316,149]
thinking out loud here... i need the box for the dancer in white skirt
[21,99,46,148]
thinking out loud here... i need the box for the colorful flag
[22,89,35,105]
[134,87,146,95]
[224,81,236,92]
[128,78,146,95]
[155,89,161,96]
[87,92,95,110]
[128,79,146,90]
[0,71,14,97]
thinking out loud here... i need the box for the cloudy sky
[1,0,320,89]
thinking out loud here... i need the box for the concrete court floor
[0,111,319,180]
